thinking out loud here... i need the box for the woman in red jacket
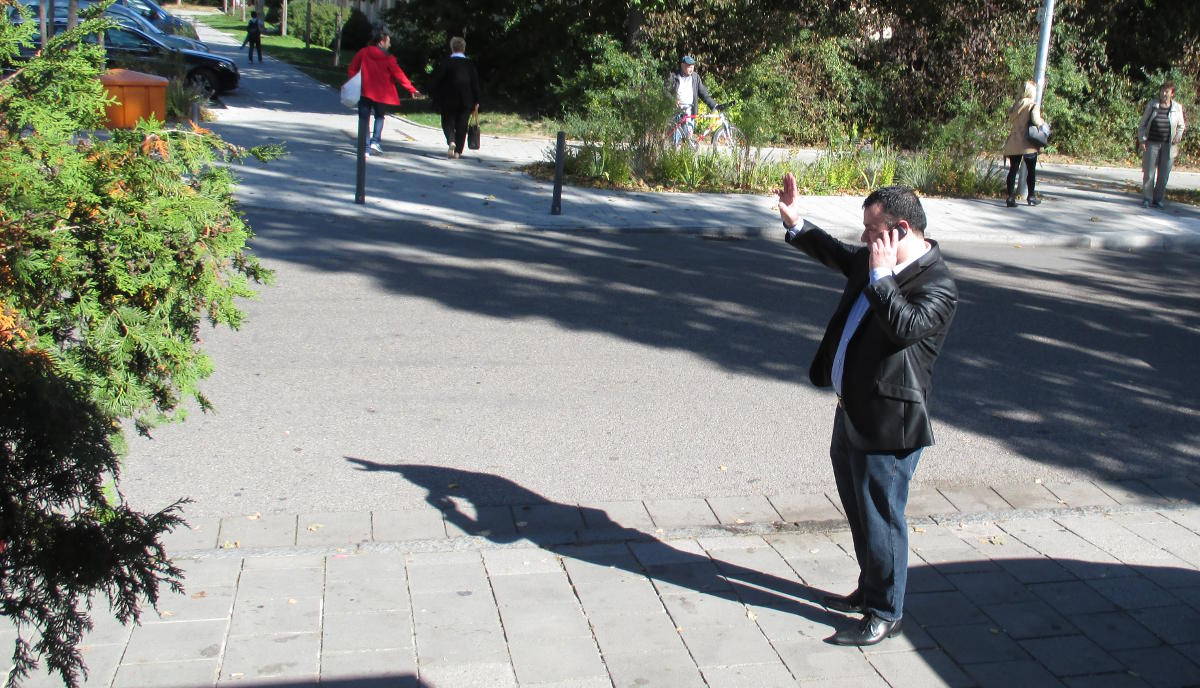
[348,26,420,156]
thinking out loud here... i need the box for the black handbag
[467,111,481,150]
[1027,124,1049,147]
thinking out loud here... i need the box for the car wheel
[188,68,218,98]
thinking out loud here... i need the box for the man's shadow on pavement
[346,458,854,639]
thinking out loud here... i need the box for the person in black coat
[775,173,958,647]
[430,36,481,159]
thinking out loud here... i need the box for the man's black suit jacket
[786,226,958,452]
[430,56,480,112]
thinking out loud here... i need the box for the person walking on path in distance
[348,26,420,157]
[1137,81,1187,209]
[1002,80,1046,207]
[429,36,481,159]
[244,10,263,63]
[774,173,958,647]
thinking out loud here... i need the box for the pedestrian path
[189,20,1200,250]
[7,478,1200,687]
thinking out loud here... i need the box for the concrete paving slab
[295,511,372,546]
[926,622,1031,664]
[705,495,783,525]
[441,503,517,538]
[773,638,879,680]
[1020,635,1125,677]
[1070,610,1162,651]
[323,576,410,615]
[700,661,799,688]
[121,618,226,664]
[868,648,975,687]
[318,649,418,683]
[602,650,706,688]
[1043,481,1120,508]
[993,483,1064,510]
[150,585,236,623]
[482,547,563,576]
[1111,645,1200,688]
[980,600,1074,639]
[164,516,221,552]
[111,659,220,688]
[937,486,1012,514]
[1095,479,1175,508]
[963,659,1067,688]
[372,508,448,541]
[505,633,606,686]
[643,498,719,529]
[217,513,297,549]
[321,611,413,653]
[410,661,516,688]
[946,569,1039,606]
[769,491,844,522]
[512,503,586,534]
[577,499,656,532]
[229,596,322,636]
[235,565,325,601]
[906,485,959,517]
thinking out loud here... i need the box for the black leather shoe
[829,614,903,646]
[1006,195,1017,207]
[1027,197,1042,206]
[822,590,864,614]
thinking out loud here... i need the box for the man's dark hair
[1162,81,1176,93]
[370,25,390,46]
[864,185,927,234]
[250,10,257,17]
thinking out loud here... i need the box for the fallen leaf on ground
[307,523,323,532]
[247,512,261,520]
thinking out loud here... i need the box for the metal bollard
[551,131,565,215]
[355,109,367,204]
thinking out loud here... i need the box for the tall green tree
[1,3,279,685]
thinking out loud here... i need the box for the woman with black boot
[1002,81,1046,207]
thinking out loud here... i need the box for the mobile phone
[893,225,907,239]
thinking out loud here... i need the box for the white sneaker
[369,141,383,154]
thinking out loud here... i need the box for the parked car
[98,24,237,95]
[9,15,239,96]
[13,1,208,52]
[16,0,198,39]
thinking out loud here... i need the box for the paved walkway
[190,19,1200,250]
[9,19,1200,688]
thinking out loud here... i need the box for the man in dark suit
[430,36,481,159]
[775,173,958,646]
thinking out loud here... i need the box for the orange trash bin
[100,69,169,129]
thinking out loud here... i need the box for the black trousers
[441,108,471,155]
[247,35,262,62]
[1006,153,1038,198]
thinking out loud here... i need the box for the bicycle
[667,102,745,151]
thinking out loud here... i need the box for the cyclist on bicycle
[665,55,719,145]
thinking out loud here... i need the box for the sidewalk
[8,477,1200,687]
[191,21,1200,251]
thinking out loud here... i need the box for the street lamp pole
[1033,0,1056,106]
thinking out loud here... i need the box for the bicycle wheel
[711,123,745,152]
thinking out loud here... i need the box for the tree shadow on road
[248,211,1200,494]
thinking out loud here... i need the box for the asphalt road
[120,213,1200,517]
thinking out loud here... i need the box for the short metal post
[355,108,367,204]
[551,131,565,215]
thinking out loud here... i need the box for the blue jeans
[672,113,694,145]
[830,406,922,621]
[358,98,386,148]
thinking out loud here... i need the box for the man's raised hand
[775,172,801,229]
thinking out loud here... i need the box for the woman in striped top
[1136,82,1187,208]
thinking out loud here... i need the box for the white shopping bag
[340,72,361,108]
